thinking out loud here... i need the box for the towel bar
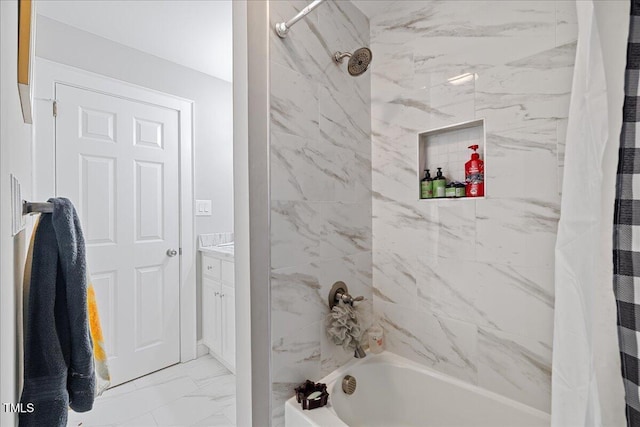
[23,201,53,215]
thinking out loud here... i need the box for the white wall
[34,15,233,339]
[35,0,233,82]
[0,2,34,426]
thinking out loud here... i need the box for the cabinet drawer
[221,260,234,285]
[202,255,221,279]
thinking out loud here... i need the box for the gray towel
[19,198,96,427]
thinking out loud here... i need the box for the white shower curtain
[552,1,627,426]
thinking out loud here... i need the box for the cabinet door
[202,284,214,349]
[221,284,235,371]
[203,278,222,355]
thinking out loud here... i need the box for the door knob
[166,249,178,257]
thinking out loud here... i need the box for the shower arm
[275,0,326,38]
[333,51,352,63]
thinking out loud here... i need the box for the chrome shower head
[333,47,372,76]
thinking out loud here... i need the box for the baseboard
[196,340,209,358]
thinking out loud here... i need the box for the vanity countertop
[198,233,234,260]
[199,243,234,260]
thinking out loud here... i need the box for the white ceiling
[36,0,233,82]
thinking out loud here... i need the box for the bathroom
[0,0,635,426]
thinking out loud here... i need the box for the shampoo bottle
[465,145,484,197]
[420,169,433,199]
[433,168,446,198]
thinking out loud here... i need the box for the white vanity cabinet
[201,250,235,373]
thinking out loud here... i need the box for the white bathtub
[285,351,550,427]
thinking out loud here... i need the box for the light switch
[195,199,212,216]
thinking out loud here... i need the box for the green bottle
[420,169,433,199]
[433,167,446,198]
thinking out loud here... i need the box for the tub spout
[354,344,366,358]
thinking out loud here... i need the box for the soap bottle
[420,169,433,199]
[465,145,484,197]
[433,168,446,198]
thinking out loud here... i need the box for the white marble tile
[429,77,476,126]
[68,377,199,426]
[372,198,436,259]
[372,249,417,307]
[476,90,569,134]
[272,383,298,427]
[323,202,372,257]
[272,200,371,269]
[372,1,555,39]
[270,131,354,202]
[183,355,232,388]
[478,327,552,412]
[475,198,559,268]
[319,86,370,155]
[370,43,416,98]
[221,401,236,425]
[188,374,236,404]
[485,123,561,203]
[375,300,478,384]
[316,0,371,106]
[420,200,478,261]
[270,62,319,140]
[353,149,373,204]
[100,380,138,400]
[132,362,188,390]
[271,260,324,342]
[416,257,554,344]
[371,132,418,203]
[556,0,578,46]
[271,201,324,269]
[269,0,327,84]
[411,35,556,89]
[190,414,235,427]
[557,117,568,194]
[150,374,235,426]
[120,412,157,426]
[272,321,321,383]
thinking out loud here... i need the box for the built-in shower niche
[417,118,486,201]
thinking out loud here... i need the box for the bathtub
[285,351,550,427]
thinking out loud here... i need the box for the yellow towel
[87,277,111,395]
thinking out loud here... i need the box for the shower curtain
[614,1,640,425]
[552,1,627,426]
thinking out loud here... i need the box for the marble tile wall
[369,0,577,413]
[268,1,372,425]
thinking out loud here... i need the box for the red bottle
[465,145,484,197]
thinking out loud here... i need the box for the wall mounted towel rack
[23,201,53,215]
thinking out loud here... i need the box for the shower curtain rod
[275,0,326,38]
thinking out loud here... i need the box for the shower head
[333,47,372,76]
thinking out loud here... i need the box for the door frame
[32,58,197,363]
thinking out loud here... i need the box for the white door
[55,83,181,386]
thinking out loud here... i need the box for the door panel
[55,83,181,386]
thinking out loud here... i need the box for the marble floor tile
[67,355,235,427]
[119,413,157,427]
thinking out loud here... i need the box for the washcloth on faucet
[326,300,363,351]
[19,198,97,427]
